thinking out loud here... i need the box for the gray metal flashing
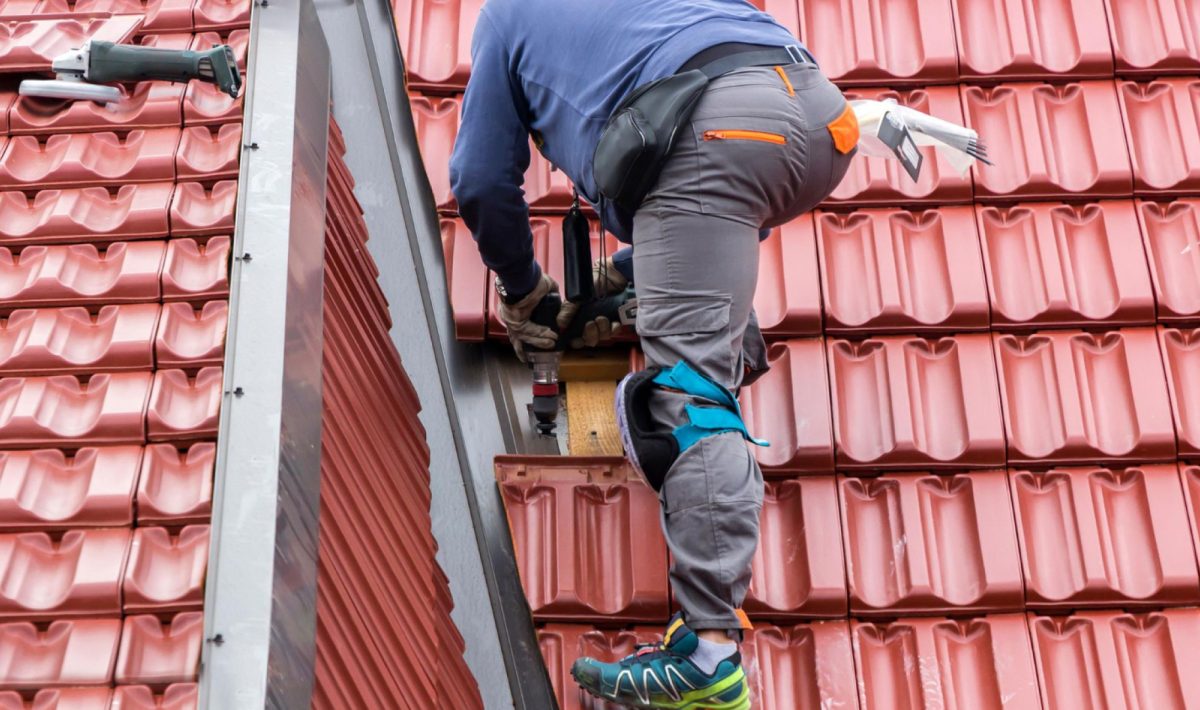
[199,0,331,707]
[310,0,558,707]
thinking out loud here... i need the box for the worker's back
[470,0,799,203]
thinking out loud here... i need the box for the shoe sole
[574,669,751,710]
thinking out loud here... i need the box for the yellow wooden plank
[566,380,622,456]
[559,348,632,382]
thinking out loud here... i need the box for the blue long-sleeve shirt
[448,0,801,296]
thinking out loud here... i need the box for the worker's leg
[633,64,854,632]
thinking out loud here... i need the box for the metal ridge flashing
[200,0,330,707]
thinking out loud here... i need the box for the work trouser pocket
[690,116,794,219]
[637,295,736,385]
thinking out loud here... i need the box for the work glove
[555,256,627,349]
[497,273,559,362]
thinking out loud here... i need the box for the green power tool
[19,39,241,103]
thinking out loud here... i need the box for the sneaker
[570,614,750,709]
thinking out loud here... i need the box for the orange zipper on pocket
[702,129,787,145]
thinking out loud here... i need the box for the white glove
[556,257,626,349]
[497,273,559,362]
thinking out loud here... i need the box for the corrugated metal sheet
[312,119,482,709]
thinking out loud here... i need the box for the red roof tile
[439,218,488,341]
[0,618,121,689]
[173,124,241,181]
[1138,200,1200,323]
[0,373,152,448]
[122,525,208,613]
[742,621,858,710]
[1103,0,1200,76]
[0,528,130,619]
[113,612,202,686]
[816,206,989,334]
[0,242,165,310]
[145,367,221,442]
[965,81,1133,201]
[841,470,1023,616]
[977,202,1156,329]
[1011,465,1200,609]
[0,16,143,74]
[167,181,235,236]
[1028,609,1200,708]
[0,447,139,531]
[745,477,845,619]
[497,457,669,624]
[180,81,241,126]
[392,0,477,92]
[754,216,821,338]
[159,236,228,302]
[1159,327,1200,457]
[0,184,173,245]
[153,301,227,369]
[537,624,661,710]
[191,0,251,31]
[0,129,180,190]
[0,304,159,376]
[800,0,959,85]
[134,443,213,526]
[852,614,1041,709]
[738,339,834,473]
[827,334,1005,470]
[1119,80,1200,196]
[110,684,197,710]
[994,329,1176,465]
[73,1,195,32]
[5,83,185,136]
[829,86,971,206]
[952,0,1114,80]
[0,686,113,709]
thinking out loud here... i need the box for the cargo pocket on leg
[637,295,735,387]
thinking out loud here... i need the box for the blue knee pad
[615,360,768,491]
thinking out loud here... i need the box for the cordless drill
[524,196,635,436]
[526,288,636,436]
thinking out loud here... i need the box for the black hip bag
[593,44,813,213]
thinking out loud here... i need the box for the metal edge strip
[199,1,331,707]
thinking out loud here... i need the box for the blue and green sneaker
[570,614,750,710]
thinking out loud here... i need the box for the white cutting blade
[19,79,121,103]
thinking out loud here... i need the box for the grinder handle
[85,41,242,98]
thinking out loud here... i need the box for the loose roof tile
[994,329,1176,465]
[816,206,989,334]
[159,236,229,303]
[122,525,208,614]
[1011,465,1200,610]
[174,124,241,181]
[145,367,221,441]
[113,612,202,686]
[167,181,235,236]
[841,470,1024,616]
[977,202,1156,330]
[497,458,670,624]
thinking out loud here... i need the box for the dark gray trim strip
[200,0,331,706]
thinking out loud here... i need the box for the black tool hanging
[562,189,594,304]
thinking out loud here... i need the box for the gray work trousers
[632,62,854,631]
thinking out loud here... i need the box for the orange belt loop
[774,65,795,97]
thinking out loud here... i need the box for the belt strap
[686,44,815,79]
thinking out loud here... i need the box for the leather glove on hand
[555,256,627,349]
[497,273,559,362]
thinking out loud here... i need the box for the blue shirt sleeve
[449,11,542,296]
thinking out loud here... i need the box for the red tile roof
[400,0,1200,705]
[0,2,245,704]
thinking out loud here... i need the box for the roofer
[450,2,857,707]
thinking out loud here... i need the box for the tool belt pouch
[593,69,709,213]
